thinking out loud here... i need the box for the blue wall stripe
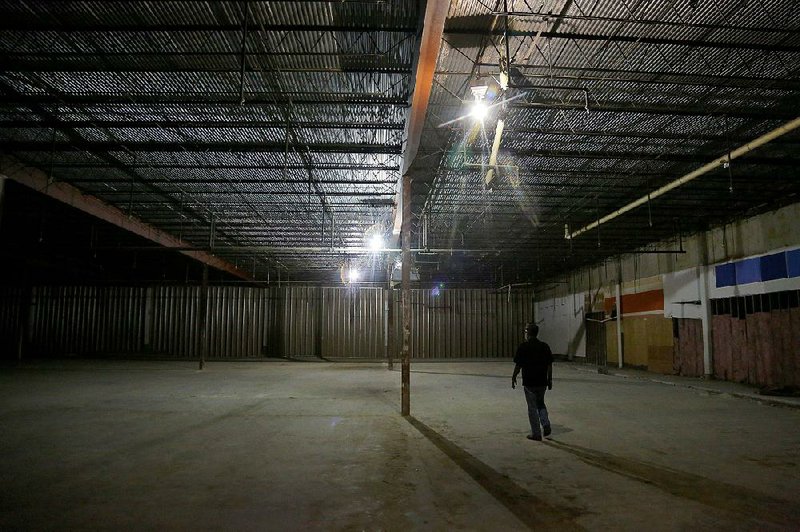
[788,249,800,278]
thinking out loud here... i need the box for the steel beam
[506,101,797,119]
[0,22,418,33]
[477,64,800,90]
[2,140,401,155]
[0,119,406,131]
[445,28,800,52]
[392,0,450,239]
[49,163,400,171]
[487,11,800,35]
[0,59,413,74]
[507,149,797,165]
[426,100,797,119]
[0,156,253,281]
[98,190,396,197]
[0,94,408,106]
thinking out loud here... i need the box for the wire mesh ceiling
[1,0,799,285]
[413,0,800,285]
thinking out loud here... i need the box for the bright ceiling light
[369,234,384,252]
[348,269,361,283]
[470,100,488,121]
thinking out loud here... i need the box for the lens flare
[470,100,488,121]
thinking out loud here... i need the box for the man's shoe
[543,426,552,437]
[526,434,542,441]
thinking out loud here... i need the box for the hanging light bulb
[470,100,488,121]
[469,81,490,122]
[369,233,384,252]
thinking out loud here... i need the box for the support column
[143,286,154,352]
[615,282,624,369]
[699,265,714,377]
[386,263,394,370]
[0,175,6,233]
[401,173,412,416]
[199,264,209,370]
[697,233,714,378]
[315,285,323,358]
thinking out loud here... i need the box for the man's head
[525,323,539,340]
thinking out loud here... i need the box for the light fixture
[348,268,361,283]
[369,234,384,252]
[469,81,490,122]
[470,82,489,100]
[470,100,488,121]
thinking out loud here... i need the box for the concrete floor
[1,360,799,531]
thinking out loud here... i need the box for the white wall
[663,250,800,317]
[535,293,586,358]
[663,267,702,319]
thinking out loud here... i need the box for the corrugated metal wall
[0,285,533,360]
[29,286,147,355]
[0,286,27,355]
[395,288,533,358]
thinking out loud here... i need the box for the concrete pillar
[401,173,411,416]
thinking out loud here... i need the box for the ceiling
[2,0,799,286]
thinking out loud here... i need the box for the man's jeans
[523,386,550,438]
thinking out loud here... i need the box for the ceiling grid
[1,0,798,284]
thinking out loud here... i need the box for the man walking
[512,323,553,441]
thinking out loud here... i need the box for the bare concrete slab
[1,360,799,531]
[409,361,800,531]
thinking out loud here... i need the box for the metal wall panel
[316,287,385,358]
[25,286,146,355]
[0,286,25,357]
[1,285,532,360]
[149,285,199,357]
[393,288,534,359]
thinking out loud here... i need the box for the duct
[391,0,449,240]
[0,156,254,281]
[568,116,800,240]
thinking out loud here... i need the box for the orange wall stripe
[604,289,664,314]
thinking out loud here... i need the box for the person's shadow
[545,424,573,437]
